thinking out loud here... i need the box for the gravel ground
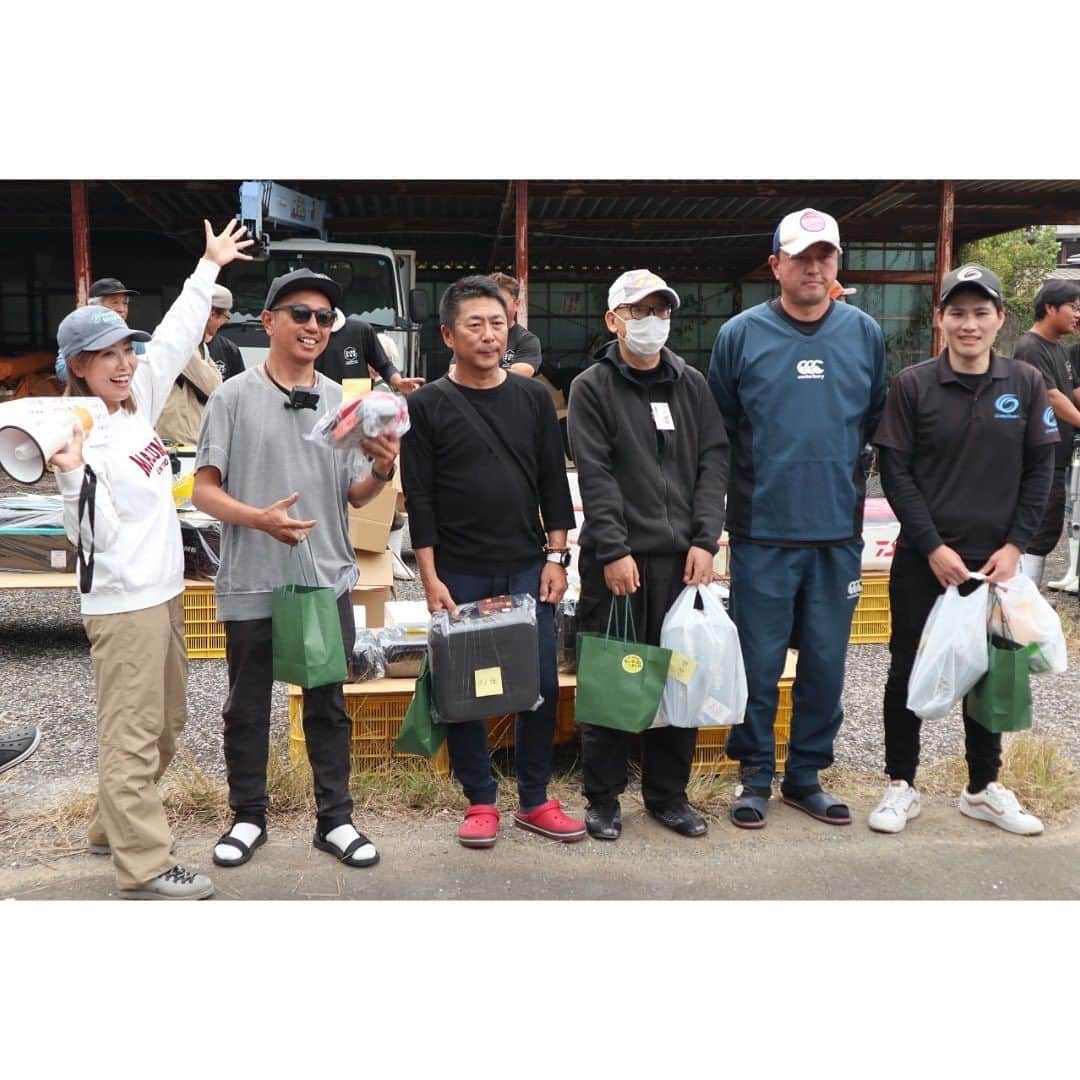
[3,471,1080,805]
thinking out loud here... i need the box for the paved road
[3,798,1078,900]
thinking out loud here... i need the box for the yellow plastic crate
[487,682,578,750]
[690,677,792,776]
[183,584,226,659]
[850,573,891,644]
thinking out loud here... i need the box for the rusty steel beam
[932,181,956,356]
[108,181,202,255]
[515,180,529,327]
[70,181,91,306]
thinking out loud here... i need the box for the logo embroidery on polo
[343,346,358,364]
[847,579,863,599]
[993,393,1021,420]
[797,358,825,379]
[1044,407,1058,429]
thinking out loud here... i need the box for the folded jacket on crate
[428,595,540,722]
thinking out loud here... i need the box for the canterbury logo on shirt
[129,437,170,478]
[796,358,825,379]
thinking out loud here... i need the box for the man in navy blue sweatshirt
[708,208,886,829]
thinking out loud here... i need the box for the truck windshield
[224,252,398,328]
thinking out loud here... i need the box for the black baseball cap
[264,269,343,311]
[88,277,139,298]
[939,264,1004,309]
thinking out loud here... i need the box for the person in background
[489,272,542,377]
[1010,278,1080,585]
[49,219,252,899]
[708,208,886,830]
[204,285,245,380]
[567,269,729,841]
[317,310,424,393]
[870,264,1055,836]
[156,284,236,445]
[401,275,584,849]
[55,278,144,384]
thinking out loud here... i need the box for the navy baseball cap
[88,277,139,298]
[264,269,343,311]
[57,306,150,358]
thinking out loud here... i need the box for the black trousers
[883,545,1001,791]
[222,591,355,833]
[576,548,698,813]
[1028,467,1067,557]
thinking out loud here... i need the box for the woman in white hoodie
[50,219,252,900]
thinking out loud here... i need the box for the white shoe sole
[119,882,214,900]
[959,802,1043,836]
[868,801,921,834]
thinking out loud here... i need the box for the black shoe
[585,804,622,841]
[0,724,41,775]
[649,802,708,838]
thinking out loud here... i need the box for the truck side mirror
[409,288,430,324]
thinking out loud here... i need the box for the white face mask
[617,313,670,357]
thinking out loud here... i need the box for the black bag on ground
[428,593,540,722]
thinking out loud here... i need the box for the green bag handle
[287,538,322,590]
[604,596,638,645]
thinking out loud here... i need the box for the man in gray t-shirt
[193,268,399,872]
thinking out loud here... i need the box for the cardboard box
[348,483,397,552]
[352,549,394,628]
[0,529,75,572]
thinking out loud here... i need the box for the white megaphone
[0,409,84,483]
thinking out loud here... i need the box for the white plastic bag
[988,574,1068,675]
[906,580,990,721]
[655,585,748,728]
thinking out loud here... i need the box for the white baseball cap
[607,269,680,312]
[772,208,843,256]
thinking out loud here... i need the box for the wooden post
[514,180,528,327]
[70,180,92,306]
[931,180,955,355]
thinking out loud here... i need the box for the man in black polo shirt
[1011,278,1080,585]
[870,263,1057,837]
[401,275,584,849]
[317,312,424,393]
[489,272,542,376]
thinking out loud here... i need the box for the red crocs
[513,800,587,842]
[458,804,500,848]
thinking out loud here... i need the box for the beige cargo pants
[83,594,187,890]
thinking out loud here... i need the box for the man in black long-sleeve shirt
[870,264,1057,837]
[401,275,584,849]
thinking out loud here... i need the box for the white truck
[218,182,429,376]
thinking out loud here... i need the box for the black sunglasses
[271,304,336,328]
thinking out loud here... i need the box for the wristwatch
[545,547,571,568]
[371,461,396,483]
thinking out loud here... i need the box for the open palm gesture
[202,218,255,268]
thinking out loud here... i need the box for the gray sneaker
[120,864,214,901]
[0,724,41,775]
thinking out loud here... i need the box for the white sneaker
[868,780,921,834]
[959,782,1044,836]
[120,864,214,900]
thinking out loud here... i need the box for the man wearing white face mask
[567,269,729,841]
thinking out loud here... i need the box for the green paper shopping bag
[965,589,1033,734]
[393,656,446,758]
[271,541,348,689]
[575,597,672,733]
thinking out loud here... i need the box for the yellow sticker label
[474,666,504,698]
[668,651,698,686]
[621,654,644,675]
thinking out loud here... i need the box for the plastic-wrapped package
[348,629,385,683]
[429,593,541,723]
[987,575,1068,675]
[179,515,220,580]
[377,626,428,678]
[304,391,410,476]
[556,596,578,674]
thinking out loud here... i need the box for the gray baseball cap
[939,264,1004,309]
[57,305,151,358]
[264,268,343,311]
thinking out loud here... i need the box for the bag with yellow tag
[576,597,672,733]
[654,585,747,728]
[428,594,541,722]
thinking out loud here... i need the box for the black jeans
[576,548,698,813]
[436,561,557,808]
[883,545,1001,791]
[222,591,355,833]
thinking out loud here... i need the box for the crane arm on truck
[239,181,328,253]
